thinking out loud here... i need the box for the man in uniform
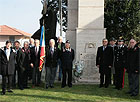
[96,38,113,88]
[114,37,127,90]
[61,40,74,88]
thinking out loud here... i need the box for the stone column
[67,0,106,83]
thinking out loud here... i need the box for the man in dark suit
[109,38,117,85]
[1,41,16,95]
[0,48,2,75]
[114,38,127,90]
[22,41,31,88]
[28,38,35,80]
[61,40,74,88]
[96,38,113,88]
[56,36,65,81]
[12,41,25,90]
[30,39,41,87]
[45,39,58,89]
[126,39,139,96]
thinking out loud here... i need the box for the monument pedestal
[67,0,105,83]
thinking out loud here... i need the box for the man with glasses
[96,38,113,88]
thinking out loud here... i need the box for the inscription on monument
[79,53,100,83]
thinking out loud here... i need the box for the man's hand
[30,63,34,68]
[135,70,138,73]
[97,65,100,68]
[109,66,112,68]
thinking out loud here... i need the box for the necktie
[6,49,10,61]
[35,47,38,56]
[51,48,54,55]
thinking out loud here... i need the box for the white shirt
[35,46,39,54]
[6,48,10,61]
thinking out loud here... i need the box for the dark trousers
[23,69,28,87]
[62,67,72,87]
[100,73,110,87]
[46,67,57,86]
[128,73,139,95]
[32,66,42,86]
[12,65,24,88]
[2,75,12,92]
[108,69,111,84]
[115,67,124,89]
[57,59,62,79]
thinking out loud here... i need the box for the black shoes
[99,84,104,88]
[61,85,66,88]
[58,78,61,81]
[125,91,132,94]
[130,94,138,97]
[50,85,54,88]
[7,89,13,93]
[1,91,5,95]
[46,85,49,89]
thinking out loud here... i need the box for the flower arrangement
[73,61,84,78]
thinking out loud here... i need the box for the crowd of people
[0,37,74,95]
[0,36,139,97]
[96,37,140,97]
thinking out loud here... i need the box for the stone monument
[66,0,106,83]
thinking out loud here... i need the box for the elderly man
[22,41,31,88]
[61,40,74,88]
[126,39,139,96]
[56,36,65,81]
[30,39,41,87]
[29,38,35,48]
[96,38,113,88]
[45,39,58,89]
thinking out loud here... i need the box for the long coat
[30,46,41,68]
[126,46,139,74]
[0,47,16,75]
[96,46,113,74]
[15,48,25,72]
[45,47,58,68]
[60,48,74,69]
[22,47,30,69]
[0,49,2,74]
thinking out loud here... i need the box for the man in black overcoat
[56,36,65,81]
[1,41,16,95]
[12,41,25,90]
[22,41,31,88]
[126,39,139,96]
[96,38,113,88]
[61,40,74,88]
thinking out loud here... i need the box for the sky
[0,0,43,35]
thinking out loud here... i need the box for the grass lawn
[0,74,139,102]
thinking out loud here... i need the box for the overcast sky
[0,0,43,35]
